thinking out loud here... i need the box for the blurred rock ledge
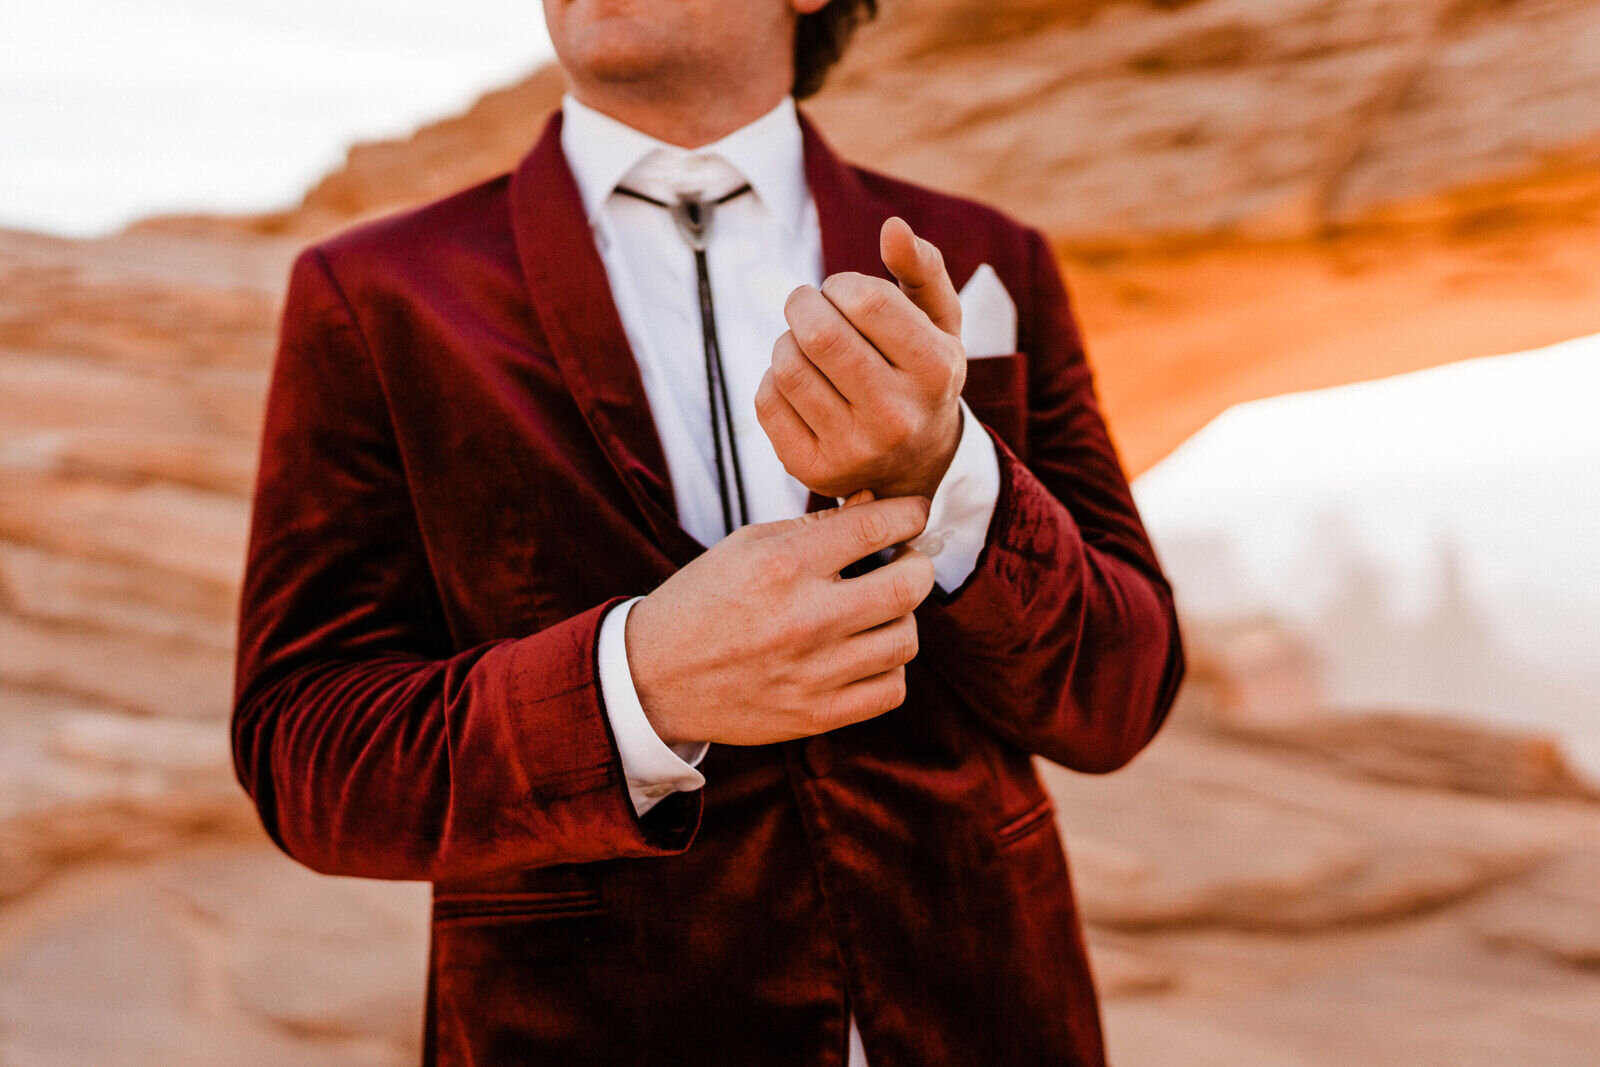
[138,0,1600,247]
[1174,617,1600,803]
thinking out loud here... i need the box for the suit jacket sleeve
[231,247,700,883]
[919,228,1186,773]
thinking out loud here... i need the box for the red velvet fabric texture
[232,112,1186,1067]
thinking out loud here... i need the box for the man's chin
[564,24,685,86]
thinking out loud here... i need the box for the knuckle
[824,273,889,321]
[777,451,819,485]
[852,509,891,551]
[833,690,868,727]
[880,668,908,712]
[913,341,958,390]
[942,356,966,397]
[753,379,779,416]
[796,703,825,739]
[893,623,920,665]
[781,610,828,660]
[773,347,810,392]
[806,320,849,360]
[930,339,961,378]
[877,404,915,444]
[754,544,799,587]
[890,570,918,613]
[779,435,826,481]
[819,271,859,304]
[811,593,847,635]
[792,650,828,692]
[802,699,835,736]
[851,283,893,321]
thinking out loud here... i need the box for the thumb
[880,216,962,339]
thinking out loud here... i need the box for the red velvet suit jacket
[233,111,1185,1067]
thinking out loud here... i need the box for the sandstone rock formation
[208,0,1600,245]
[0,228,288,907]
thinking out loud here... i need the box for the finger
[789,495,931,577]
[880,216,962,339]
[730,501,835,542]
[731,489,872,544]
[820,270,956,383]
[830,612,919,684]
[783,285,894,404]
[819,666,908,730]
[771,329,851,440]
[835,546,936,631]
[754,366,822,476]
[729,490,872,543]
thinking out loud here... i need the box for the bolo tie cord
[616,182,753,535]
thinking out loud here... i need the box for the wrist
[623,594,689,747]
[880,405,963,500]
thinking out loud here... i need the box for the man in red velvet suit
[232,1,1185,1063]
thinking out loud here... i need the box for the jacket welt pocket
[432,888,602,924]
[994,796,1056,850]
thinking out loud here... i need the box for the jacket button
[801,735,836,778]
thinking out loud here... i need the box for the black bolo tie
[615,182,753,536]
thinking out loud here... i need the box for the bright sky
[0,1,555,235]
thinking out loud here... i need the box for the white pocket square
[957,264,1017,359]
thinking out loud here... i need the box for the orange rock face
[216,0,1600,249]
[8,1,1600,1062]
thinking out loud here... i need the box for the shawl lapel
[508,113,704,566]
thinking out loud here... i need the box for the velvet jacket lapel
[800,111,892,283]
[506,108,896,548]
[508,112,704,566]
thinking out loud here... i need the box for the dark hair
[793,0,879,99]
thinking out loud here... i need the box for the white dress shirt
[560,93,1002,1067]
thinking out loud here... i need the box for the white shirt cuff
[909,398,1001,592]
[597,597,709,817]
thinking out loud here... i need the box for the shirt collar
[559,93,809,235]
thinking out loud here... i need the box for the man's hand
[756,217,966,501]
[625,495,936,747]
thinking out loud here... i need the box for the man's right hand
[625,495,937,747]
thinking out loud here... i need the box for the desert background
[3,0,1599,1063]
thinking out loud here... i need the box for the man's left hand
[756,217,966,501]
